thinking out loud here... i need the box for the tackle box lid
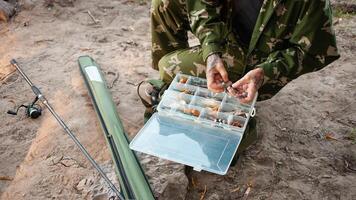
[129,113,243,175]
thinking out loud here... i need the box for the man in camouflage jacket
[151,0,339,101]
[150,0,339,155]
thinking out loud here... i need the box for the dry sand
[0,0,355,199]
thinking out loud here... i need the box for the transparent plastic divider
[198,110,240,131]
[190,95,222,112]
[221,92,258,131]
[195,87,225,102]
[176,91,193,105]
[173,104,204,121]
[198,109,218,127]
[186,76,208,88]
[174,74,190,85]
[219,102,250,118]
[170,82,197,96]
[215,112,231,127]
[158,96,179,115]
[228,115,246,131]
[223,95,252,109]
[158,90,193,114]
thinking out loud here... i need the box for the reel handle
[7,110,17,115]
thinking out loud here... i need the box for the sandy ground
[0,0,355,199]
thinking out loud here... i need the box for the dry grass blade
[344,159,356,172]
[108,73,119,89]
[86,10,100,24]
[230,186,240,193]
[34,39,54,44]
[0,64,16,82]
[80,47,92,52]
[199,185,207,200]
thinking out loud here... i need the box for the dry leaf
[325,133,338,141]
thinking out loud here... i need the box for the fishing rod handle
[31,86,42,96]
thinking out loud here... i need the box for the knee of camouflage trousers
[151,0,190,70]
[158,53,176,83]
[157,47,207,83]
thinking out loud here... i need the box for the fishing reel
[7,96,42,119]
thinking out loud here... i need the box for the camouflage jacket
[187,0,340,82]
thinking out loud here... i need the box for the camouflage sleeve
[186,0,228,61]
[257,0,340,83]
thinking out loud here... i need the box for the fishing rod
[9,59,124,200]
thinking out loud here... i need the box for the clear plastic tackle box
[129,74,257,175]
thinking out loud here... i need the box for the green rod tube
[78,56,155,200]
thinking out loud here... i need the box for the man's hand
[230,68,264,104]
[206,54,229,93]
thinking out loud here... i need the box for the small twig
[344,159,356,172]
[242,183,252,200]
[61,156,86,168]
[0,176,13,181]
[126,81,139,86]
[60,161,70,167]
[80,47,92,52]
[230,186,240,193]
[0,64,17,86]
[0,68,16,82]
[98,5,115,10]
[108,73,119,89]
[107,71,116,76]
[86,10,100,24]
[34,39,54,44]
[321,175,332,179]
[50,155,85,168]
[199,185,207,200]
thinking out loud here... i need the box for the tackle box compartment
[130,74,257,175]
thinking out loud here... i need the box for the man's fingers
[210,79,224,92]
[216,63,229,82]
[211,87,224,93]
[240,82,257,103]
[232,77,247,89]
[206,60,228,93]
[214,73,223,83]
[208,82,224,92]
[207,73,223,92]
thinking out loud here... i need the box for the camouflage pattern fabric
[150,0,339,155]
[151,0,340,99]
